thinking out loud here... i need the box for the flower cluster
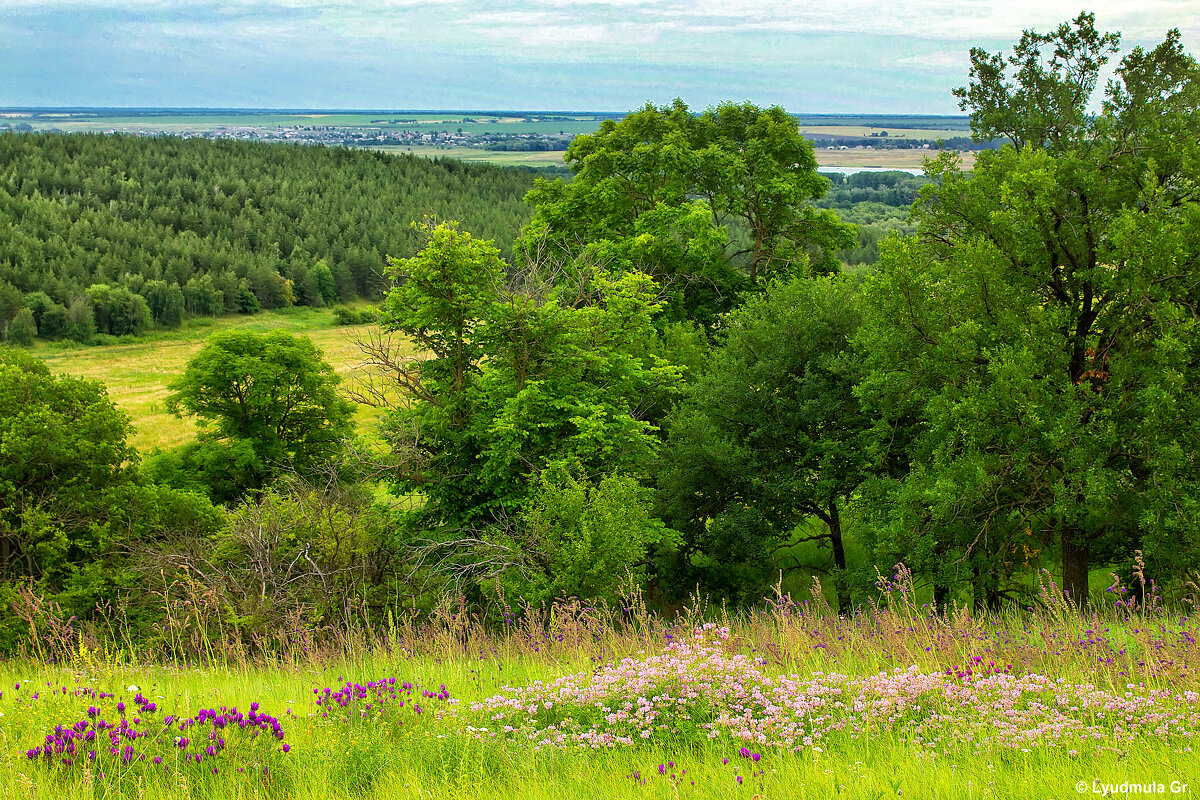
[468,625,1200,754]
[24,689,289,777]
[314,677,456,725]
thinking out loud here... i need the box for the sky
[3,0,1198,113]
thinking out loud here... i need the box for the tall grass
[4,571,1199,798]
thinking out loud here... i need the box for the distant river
[818,165,925,176]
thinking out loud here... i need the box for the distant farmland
[2,109,974,171]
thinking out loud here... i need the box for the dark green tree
[858,15,1200,605]
[659,276,871,608]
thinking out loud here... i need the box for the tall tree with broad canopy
[658,276,871,609]
[520,100,855,328]
[857,14,1200,606]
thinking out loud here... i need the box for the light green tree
[164,330,354,499]
[520,100,855,327]
[371,221,684,599]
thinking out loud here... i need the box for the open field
[32,308,396,452]
[815,147,975,170]
[382,145,972,172]
[796,124,964,139]
[370,145,571,168]
[5,581,1199,800]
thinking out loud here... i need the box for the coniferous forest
[0,134,536,340]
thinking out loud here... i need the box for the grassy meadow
[371,145,573,169]
[31,307,398,451]
[5,577,1199,799]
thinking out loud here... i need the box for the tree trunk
[972,562,1000,613]
[933,580,950,612]
[828,499,850,613]
[1061,529,1090,606]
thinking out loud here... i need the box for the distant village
[1,118,989,155]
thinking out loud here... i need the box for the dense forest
[0,132,918,346]
[0,135,536,341]
[2,14,1198,654]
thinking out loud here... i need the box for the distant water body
[819,166,925,177]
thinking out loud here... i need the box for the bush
[8,308,36,346]
[331,305,378,325]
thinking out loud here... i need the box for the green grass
[31,307,402,451]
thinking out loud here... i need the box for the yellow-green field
[387,143,973,171]
[815,147,976,170]
[371,145,571,168]
[32,308,395,452]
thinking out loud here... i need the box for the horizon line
[1,106,972,118]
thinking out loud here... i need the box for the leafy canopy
[376,221,685,599]
[520,100,855,327]
[659,275,870,607]
[858,14,1200,605]
[165,330,354,497]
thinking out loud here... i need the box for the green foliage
[659,276,871,607]
[520,100,855,327]
[378,222,684,597]
[204,476,396,630]
[142,280,185,328]
[858,16,1200,605]
[331,305,378,325]
[0,281,22,340]
[503,469,679,604]
[163,330,355,500]
[953,11,1120,149]
[85,283,152,336]
[7,308,35,345]
[0,133,536,341]
[0,350,221,649]
[383,219,505,398]
[63,297,95,343]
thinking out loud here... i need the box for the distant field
[797,124,963,139]
[372,145,570,168]
[33,308,402,452]
[815,147,975,169]
[389,144,971,171]
[4,109,971,141]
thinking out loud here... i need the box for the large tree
[520,100,855,327]
[858,14,1200,606]
[659,276,871,608]
[365,221,685,598]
